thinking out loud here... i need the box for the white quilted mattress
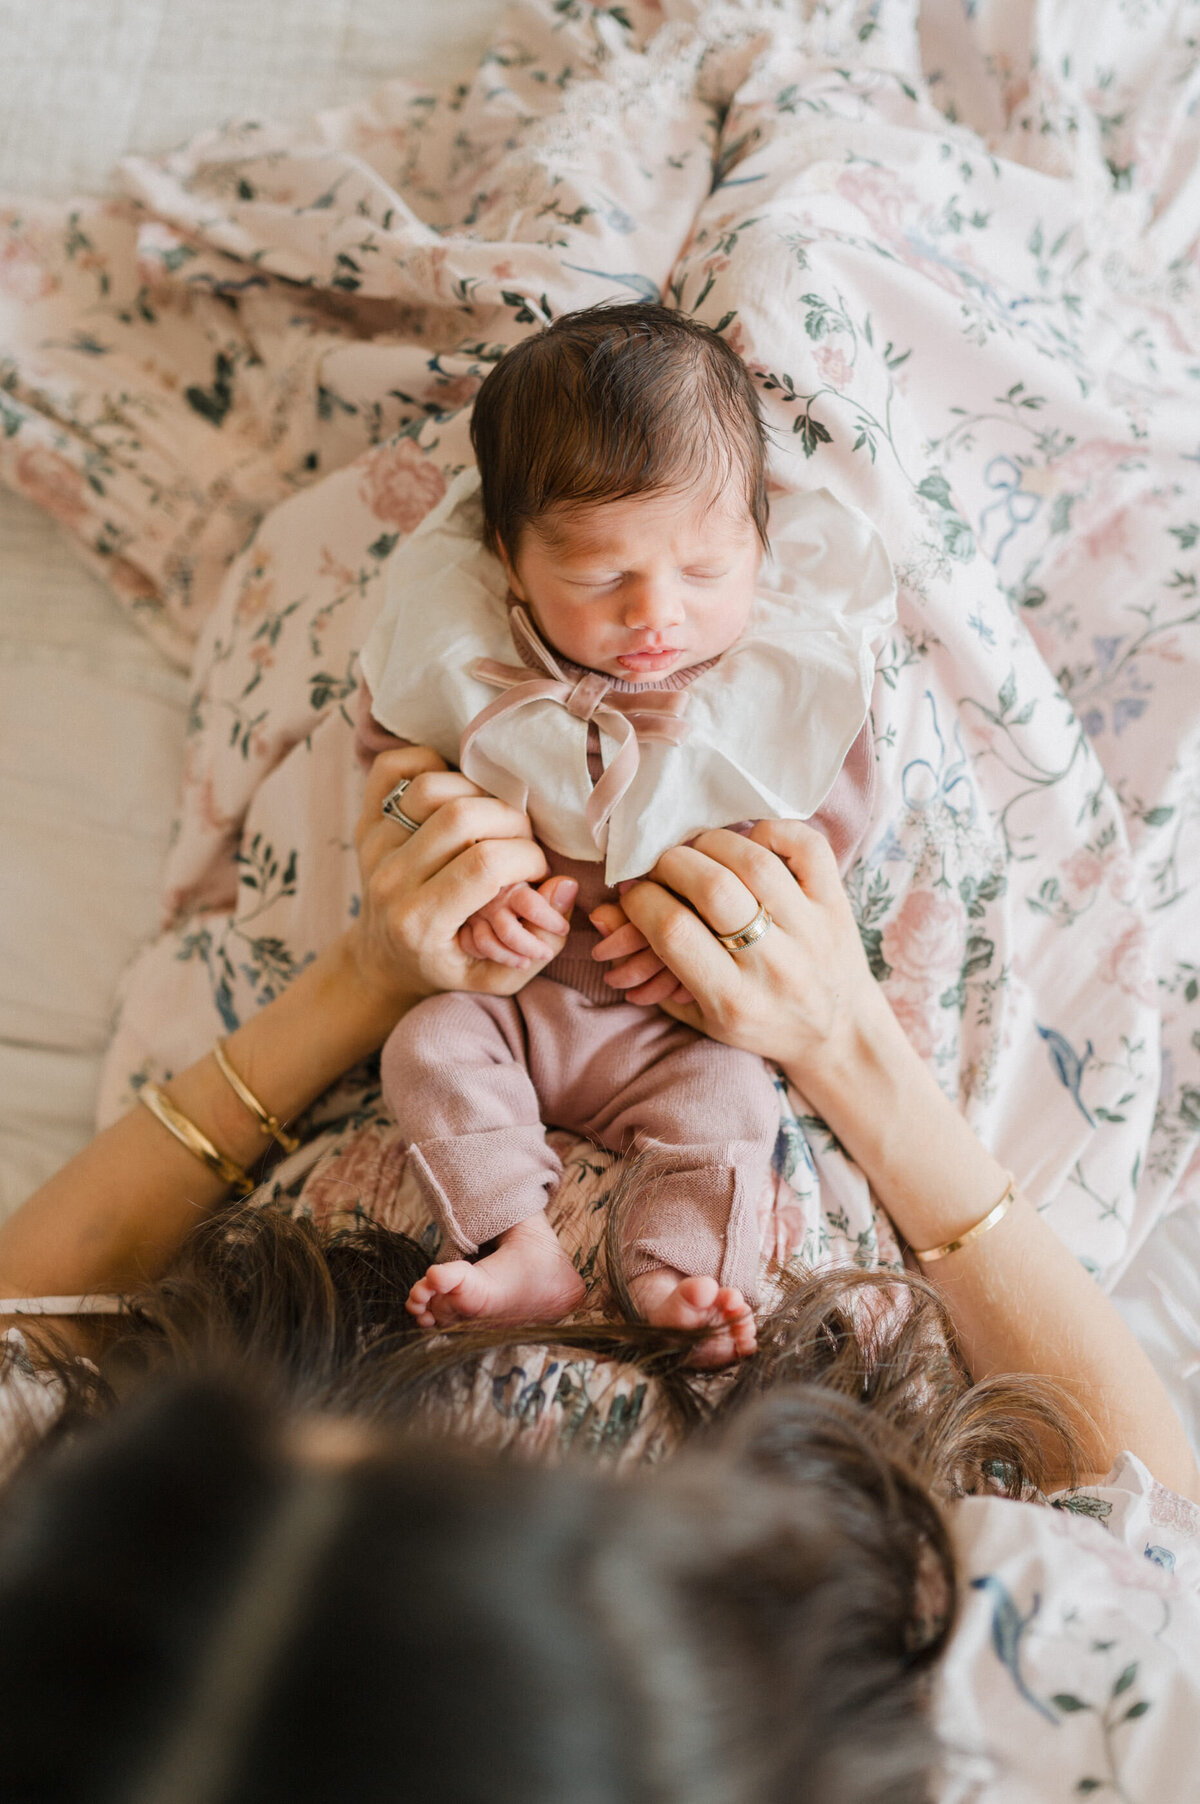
[0,0,503,1205]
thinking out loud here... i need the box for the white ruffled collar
[361,467,896,881]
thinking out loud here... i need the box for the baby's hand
[590,900,694,1008]
[459,881,574,969]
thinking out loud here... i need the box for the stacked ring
[381,778,421,834]
[714,902,772,953]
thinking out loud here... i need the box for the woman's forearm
[797,991,1200,1500]
[0,750,569,1310]
[0,933,415,1301]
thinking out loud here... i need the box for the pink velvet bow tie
[459,607,691,851]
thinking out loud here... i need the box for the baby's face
[500,486,762,682]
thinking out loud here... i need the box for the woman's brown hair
[0,1200,1085,1803]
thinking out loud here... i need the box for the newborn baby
[358,303,894,1364]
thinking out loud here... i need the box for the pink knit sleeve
[808,721,876,875]
[354,681,413,769]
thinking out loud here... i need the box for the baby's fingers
[602,947,668,992]
[590,921,649,963]
[488,906,558,962]
[508,882,573,936]
[589,901,629,939]
[625,968,691,1008]
[467,914,532,969]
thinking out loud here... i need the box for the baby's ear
[495,541,526,602]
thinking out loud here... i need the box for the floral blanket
[2,0,1200,1292]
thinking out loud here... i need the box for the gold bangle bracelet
[138,1082,255,1196]
[212,1038,301,1154]
[912,1175,1016,1265]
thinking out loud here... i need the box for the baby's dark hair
[469,302,769,559]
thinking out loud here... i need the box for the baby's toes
[405,1279,439,1327]
[712,1288,756,1357]
[676,1275,721,1322]
[714,1285,748,1320]
[728,1311,758,1358]
[735,1324,758,1358]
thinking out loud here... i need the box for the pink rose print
[1105,852,1139,906]
[1062,848,1103,892]
[0,234,57,302]
[15,444,90,529]
[234,554,276,624]
[886,989,938,1059]
[836,166,913,235]
[1082,505,1135,566]
[359,438,447,532]
[880,890,965,991]
[431,374,479,411]
[1060,847,1104,907]
[722,319,749,358]
[1099,918,1156,1003]
[108,557,158,603]
[299,1123,410,1229]
[1149,1480,1199,1536]
[814,343,852,389]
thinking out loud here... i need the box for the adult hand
[620,819,881,1086]
[352,748,577,1006]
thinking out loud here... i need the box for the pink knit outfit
[359,649,875,1305]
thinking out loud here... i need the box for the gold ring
[715,902,772,953]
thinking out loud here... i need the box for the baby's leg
[529,1001,780,1366]
[381,990,584,1328]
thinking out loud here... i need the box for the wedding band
[381,778,421,834]
[715,902,772,953]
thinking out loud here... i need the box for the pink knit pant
[380,978,780,1303]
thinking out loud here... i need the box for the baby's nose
[623,578,684,632]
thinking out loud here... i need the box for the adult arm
[623,821,1200,1501]
[0,748,575,1310]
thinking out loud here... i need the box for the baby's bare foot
[629,1271,758,1369]
[406,1211,585,1330]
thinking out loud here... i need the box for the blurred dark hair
[0,1202,1084,1803]
[468,302,770,560]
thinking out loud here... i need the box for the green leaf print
[796,409,833,456]
[185,351,235,426]
[916,471,953,509]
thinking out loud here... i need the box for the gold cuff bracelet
[138,1081,255,1196]
[912,1175,1016,1265]
[213,1038,300,1153]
